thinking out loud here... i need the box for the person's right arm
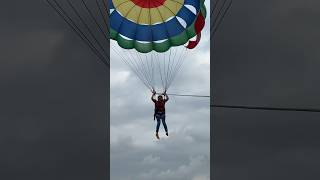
[151,90,156,102]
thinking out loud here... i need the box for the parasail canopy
[46,0,232,93]
[110,0,206,53]
[109,0,207,92]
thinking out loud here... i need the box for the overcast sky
[110,1,211,179]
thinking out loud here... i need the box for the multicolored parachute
[46,0,208,92]
[109,0,207,91]
[110,0,206,53]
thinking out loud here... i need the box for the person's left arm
[164,91,169,102]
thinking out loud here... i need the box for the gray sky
[110,1,211,179]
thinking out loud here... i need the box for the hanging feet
[156,132,169,139]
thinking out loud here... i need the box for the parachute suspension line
[167,47,188,89]
[151,53,155,90]
[136,52,153,90]
[210,0,221,18]
[165,49,173,90]
[166,47,178,87]
[66,0,108,58]
[147,5,181,91]
[162,93,210,98]
[138,52,153,89]
[110,2,157,90]
[135,53,148,88]
[211,0,233,37]
[144,53,155,90]
[167,48,180,90]
[111,40,189,93]
[126,50,154,90]
[111,45,153,90]
[169,50,187,88]
[160,49,172,91]
[160,50,169,91]
[65,0,110,57]
[156,52,165,92]
[162,50,168,90]
[149,46,188,92]
[81,0,109,41]
[210,0,233,37]
[46,0,110,66]
[96,0,110,33]
[150,54,155,90]
[101,0,108,12]
[211,0,228,30]
[149,53,155,90]
[162,51,168,91]
[112,48,140,87]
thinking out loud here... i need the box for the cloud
[142,155,161,165]
[110,70,130,87]
[138,155,209,180]
[192,175,210,180]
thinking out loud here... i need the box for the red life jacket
[153,100,166,113]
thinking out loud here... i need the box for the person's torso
[154,100,166,113]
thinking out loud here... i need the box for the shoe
[156,133,160,139]
[166,132,169,136]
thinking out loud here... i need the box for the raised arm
[164,91,169,102]
[151,90,156,102]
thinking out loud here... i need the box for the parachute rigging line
[96,0,110,33]
[66,0,108,57]
[111,44,188,92]
[211,104,320,113]
[210,0,233,37]
[81,0,109,42]
[157,93,210,98]
[46,0,110,67]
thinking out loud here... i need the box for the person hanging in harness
[151,89,169,139]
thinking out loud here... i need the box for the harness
[153,99,166,120]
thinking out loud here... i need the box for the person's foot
[156,133,160,139]
[166,132,169,136]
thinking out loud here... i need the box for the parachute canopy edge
[109,0,207,53]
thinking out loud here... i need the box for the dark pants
[155,112,168,133]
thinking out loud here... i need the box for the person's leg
[156,117,161,139]
[156,118,161,133]
[161,115,168,136]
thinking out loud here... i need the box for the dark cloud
[212,0,320,179]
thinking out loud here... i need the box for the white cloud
[110,70,130,87]
[142,155,161,165]
[138,155,210,180]
[192,175,210,180]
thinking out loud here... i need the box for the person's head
[158,95,163,101]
